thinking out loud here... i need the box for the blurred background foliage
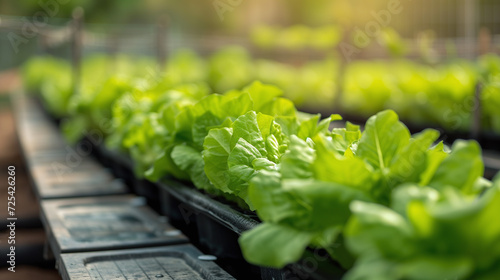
[2,0,494,38]
[3,0,500,136]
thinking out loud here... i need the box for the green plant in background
[254,56,338,107]
[22,50,500,138]
[164,50,208,85]
[208,46,254,93]
[27,48,500,134]
[250,25,343,50]
[309,25,343,50]
[481,80,500,132]
[22,56,72,117]
[250,25,278,49]
[107,82,210,177]
[478,54,500,133]
[277,25,310,50]
[61,55,156,143]
[342,59,478,131]
[378,27,407,58]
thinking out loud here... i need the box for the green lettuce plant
[239,110,487,269]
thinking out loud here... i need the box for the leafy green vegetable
[204,111,288,207]
[345,180,500,280]
[146,81,295,200]
[240,110,488,270]
[427,140,484,195]
[24,51,499,280]
[22,56,73,116]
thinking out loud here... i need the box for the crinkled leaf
[280,135,315,179]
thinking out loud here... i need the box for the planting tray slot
[40,195,188,259]
[28,156,128,199]
[93,144,162,211]
[58,244,235,280]
[12,94,130,199]
[35,177,127,200]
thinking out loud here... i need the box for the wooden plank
[58,244,235,280]
[41,195,188,259]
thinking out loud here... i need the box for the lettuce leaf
[203,111,288,207]
[240,110,487,269]
[345,181,500,280]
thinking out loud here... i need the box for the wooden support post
[332,28,351,115]
[108,33,119,57]
[156,17,168,70]
[39,31,48,53]
[478,27,492,55]
[463,0,478,59]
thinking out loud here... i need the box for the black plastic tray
[157,179,260,278]
[93,143,162,212]
[34,172,127,199]
[484,150,500,179]
[27,151,128,199]
[92,142,345,279]
[40,195,188,261]
[156,180,344,280]
[12,94,67,154]
[12,94,129,200]
[58,244,235,280]
[16,117,67,154]
[17,92,343,279]
[31,156,127,199]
